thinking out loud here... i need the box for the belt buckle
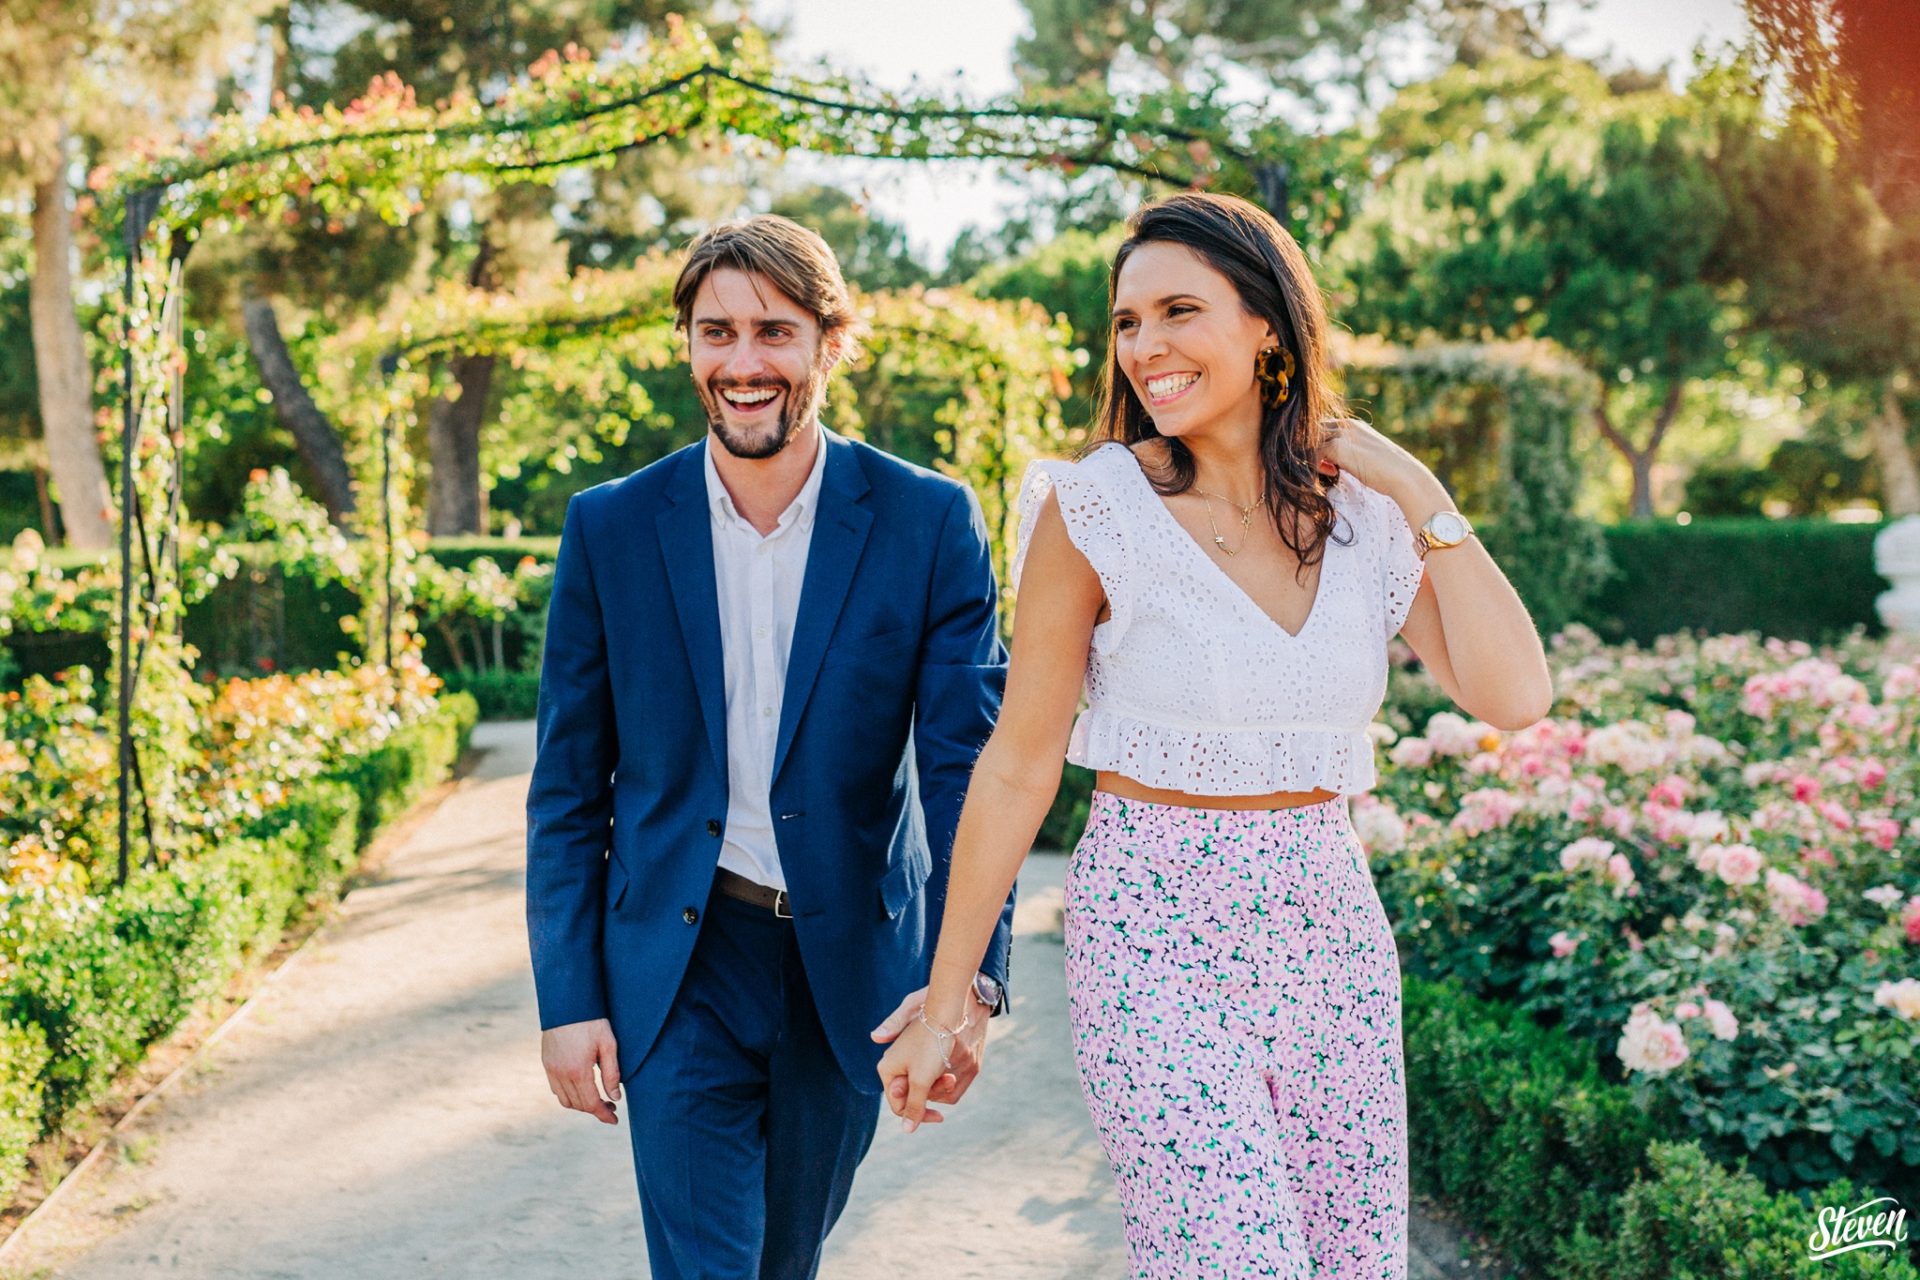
[772,888,793,920]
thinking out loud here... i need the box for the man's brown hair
[671,214,866,362]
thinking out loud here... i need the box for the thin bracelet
[916,1005,974,1071]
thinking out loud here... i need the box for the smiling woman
[879,191,1555,1280]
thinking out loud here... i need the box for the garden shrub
[1405,977,1918,1277]
[0,1020,49,1203]
[437,668,541,721]
[1589,518,1886,643]
[0,690,475,1204]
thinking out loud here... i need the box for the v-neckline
[1109,444,1336,642]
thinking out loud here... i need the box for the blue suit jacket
[525,433,1015,1091]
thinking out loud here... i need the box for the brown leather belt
[714,866,794,919]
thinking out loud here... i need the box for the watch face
[1431,512,1470,543]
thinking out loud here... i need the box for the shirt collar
[703,425,831,534]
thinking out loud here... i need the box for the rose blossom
[1617,1006,1690,1075]
[1606,853,1637,895]
[1864,884,1904,909]
[1702,999,1739,1041]
[1765,869,1828,926]
[1874,979,1920,1021]
[1389,737,1434,768]
[1559,837,1615,873]
[1860,759,1889,789]
[1863,817,1901,852]
[1350,798,1408,854]
[1715,844,1764,886]
[1904,897,1920,945]
[1425,712,1485,758]
[1549,931,1581,958]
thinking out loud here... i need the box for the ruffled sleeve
[1013,447,1134,652]
[1357,479,1425,639]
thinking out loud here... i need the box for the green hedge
[1404,976,1917,1277]
[1587,518,1887,643]
[437,667,542,721]
[0,692,477,1204]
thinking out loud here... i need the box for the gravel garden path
[5,721,1470,1279]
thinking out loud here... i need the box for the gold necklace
[1193,487,1264,556]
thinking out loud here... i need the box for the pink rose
[1549,931,1581,958]
[1815,800,1855,831]
[1789,773,1821,803]
[1860,759,1888,789]
[1904,897,1920,945]
[1863,817,1900,852]
[1716,844,1764,886]
[1765,869,1828,925]
[1617,1007,1690,1075]
[1702,999,1739,1041]
[1606,853,1637,895]
[1389,737,1434,768]
[1559,837,1616,873]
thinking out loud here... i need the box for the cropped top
[1012,442,1426,796]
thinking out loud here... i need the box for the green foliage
[0,694,474,1200]
[1336,337,1610,636]
[437,668,543,721]
[1590,519,1886,643]
[1557,1142,1916,1279]
[1404,977,1919,1278]
[0,1019,47,1203]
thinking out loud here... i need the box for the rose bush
[1366,624,1920,1200]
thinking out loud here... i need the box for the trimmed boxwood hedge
[0,692,476,1205]
[1404,975,1918,1277]
[1589,518,1888,644]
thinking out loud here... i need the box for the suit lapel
[772,437,872,783]
[657,448,729,784]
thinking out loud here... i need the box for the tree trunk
[1591,380,1684,519]
[29,124,112,550]
[426,351,494,535]
[33,462,59,543]
[242,295,357,522]
[1868,375,1920,517]
[425,228,498,536]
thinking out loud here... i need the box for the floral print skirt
[1064,791,1408,1279]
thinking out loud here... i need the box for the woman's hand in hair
[1312,417,1427,493]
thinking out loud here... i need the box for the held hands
[871,984,993,1133]
[542,1017,622,1125]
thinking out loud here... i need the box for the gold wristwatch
[1414,509,1474,559]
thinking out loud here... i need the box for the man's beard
[701,364,828,461]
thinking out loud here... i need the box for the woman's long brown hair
[1091,192,1349,575]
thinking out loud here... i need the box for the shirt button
[761,706,773,717]
[682,907,699,925]
[706,819,722,837]
[755,625,768,638]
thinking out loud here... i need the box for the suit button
[706,819,722,837]
[683,907,699,925]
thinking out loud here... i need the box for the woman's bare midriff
[1095,771,1339,812]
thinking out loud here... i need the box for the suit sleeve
[914,485,1015,1010]
[525,493,618,1030]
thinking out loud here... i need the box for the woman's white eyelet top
[1013,441,1426,796]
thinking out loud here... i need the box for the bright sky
[758,0,1751,264]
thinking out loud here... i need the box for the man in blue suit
[525,214,1016,1279]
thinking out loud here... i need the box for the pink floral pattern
[1064,792,1408,1278]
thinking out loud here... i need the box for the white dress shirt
[703,429,829,892]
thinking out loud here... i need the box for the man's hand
[542,1017,622,1125]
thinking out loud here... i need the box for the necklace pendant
[1213,535,1226,546]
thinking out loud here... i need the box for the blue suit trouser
[626,883,881,1280]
